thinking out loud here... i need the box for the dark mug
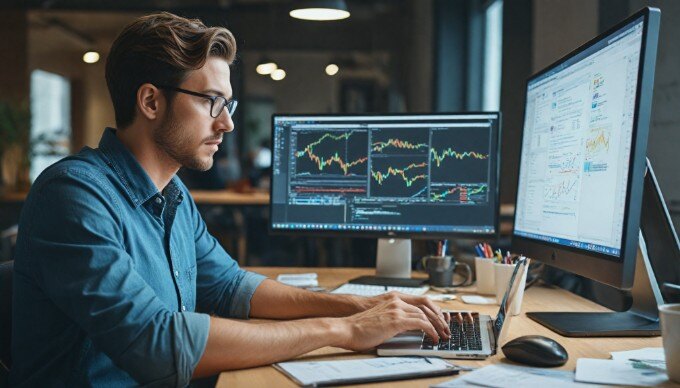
[422,255,472,287]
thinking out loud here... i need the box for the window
[483,0,503,111]
[434,0,503,111]
[30,70,71,182]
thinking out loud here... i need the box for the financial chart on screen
[514,18,644,257]
[271,114,500,235]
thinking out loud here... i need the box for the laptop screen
[492,258,529,341]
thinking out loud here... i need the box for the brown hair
[105,12,237,128]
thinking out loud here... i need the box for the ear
[136,83,164,121]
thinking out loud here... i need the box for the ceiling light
[82,51,100,64]
[325,64,339,76]
[290,0,350,21]
[271,69,286,81]
[256,59,277,75]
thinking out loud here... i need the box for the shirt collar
[98,127,162,208]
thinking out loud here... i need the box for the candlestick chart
[294,130,368,177]
[428,127,491,204]
[369,128,429,198]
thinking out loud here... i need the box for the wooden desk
[217,267,663,388]
[0,190,29,203]
[190,190,269,206]
[188,190,268,264]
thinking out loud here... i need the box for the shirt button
[174,270,179,278]
[181,305,186,311]
[155,197,162,204]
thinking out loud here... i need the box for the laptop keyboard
[421,312,483,351]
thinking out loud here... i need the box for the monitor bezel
[511,7,660,289]
[268,111,502,240]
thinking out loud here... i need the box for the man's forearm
[250,278,370,319]
[193,315,346,377]
[194,290,451,379]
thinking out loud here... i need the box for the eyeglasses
[157,85,238,118]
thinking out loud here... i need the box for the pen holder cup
[474,257,496,295]
[659,304,680,382]
[422,255,471,288]
[493,262,529,315]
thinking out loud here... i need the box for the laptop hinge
[487,319,497,355]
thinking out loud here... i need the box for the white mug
[659,303,680,383]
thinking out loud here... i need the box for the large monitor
[512,7,664,336]
[271,113,500,284]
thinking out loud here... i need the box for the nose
[215,109,235,133]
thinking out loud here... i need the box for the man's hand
[334,293,451,351]
[368,292,450,338]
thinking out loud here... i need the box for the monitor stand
[349,238,427,288]
[527,232,662,337]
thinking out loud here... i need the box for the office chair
[0,260,13,374]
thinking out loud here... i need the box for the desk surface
[216,267,663,387]
[189,190,269,205]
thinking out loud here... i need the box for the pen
[475,244,484,257]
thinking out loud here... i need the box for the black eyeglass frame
[157,85,238,118]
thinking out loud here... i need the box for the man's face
[153,56,234,171]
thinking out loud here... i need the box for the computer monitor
[512,7,664,336]
[270,113,500,284]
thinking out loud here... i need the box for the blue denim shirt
[10,128,266,387]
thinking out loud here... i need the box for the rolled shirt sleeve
[27,169,209,386]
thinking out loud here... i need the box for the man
[10,12,450,386]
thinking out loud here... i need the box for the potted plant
[0,100,31,193]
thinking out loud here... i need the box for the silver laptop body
[377,258,528,359]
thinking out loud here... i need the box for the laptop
[377,258,528,359]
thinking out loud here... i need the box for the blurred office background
[1,0,679,274]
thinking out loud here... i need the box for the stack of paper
[276,273,318,288]
[432,364,595,388]
[575,358,668,386]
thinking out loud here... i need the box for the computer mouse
[501,335,568,367]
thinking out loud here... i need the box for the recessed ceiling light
[290,0,350,21]
[271,69,286,81]
[256,59,277,75]
[325,64,339,76]
[82,51,100,64]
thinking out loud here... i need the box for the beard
[152,112,216,172]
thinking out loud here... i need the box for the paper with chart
[275,357,453,386]
[610,347,666,370]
